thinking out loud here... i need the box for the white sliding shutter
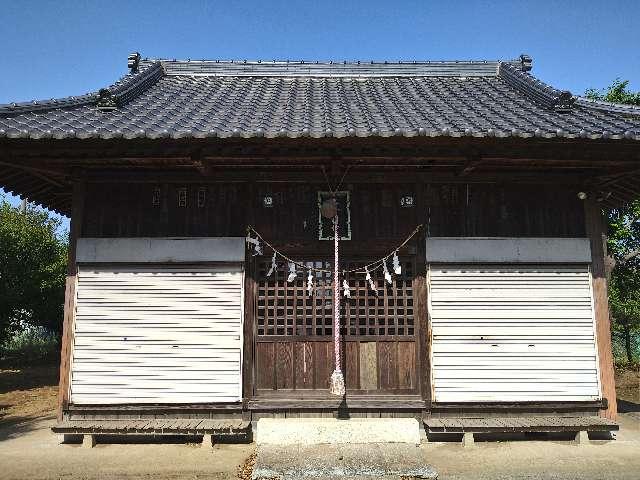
[429,266,600,402]
[70,265,243,404]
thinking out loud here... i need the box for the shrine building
[1,53,638,440]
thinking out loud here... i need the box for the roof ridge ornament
[519,54,532,72]
[554,90,575,113]
[128,52,141,73]
[96,88,118,111]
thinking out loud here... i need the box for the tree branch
[621,249,640,264]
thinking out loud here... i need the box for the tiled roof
[1,54,639,141]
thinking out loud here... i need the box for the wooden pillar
[414,183,431,410]
[242,180,256,404]
[584,198,617,419]
[57,179,85,421]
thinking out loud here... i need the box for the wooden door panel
[253,255,420,396]
[256,339,417,394]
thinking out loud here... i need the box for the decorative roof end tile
[554,91,575,113]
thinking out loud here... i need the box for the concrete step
[252,443,437,480]
[255,417,421,445]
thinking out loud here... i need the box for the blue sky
[1,0,639,225]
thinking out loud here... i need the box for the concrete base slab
[256,418,421,445]
[82,434,96,448]
[201,434,214,449]
[575,430,589,445]
[463,432,475,447]
[252,443,437,480]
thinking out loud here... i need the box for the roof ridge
[0,60,164,116]
[574,96,640,118]
[498,62,575,112]
[151,58,520,65]
[157,58,524,78]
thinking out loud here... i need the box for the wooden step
[52,418,250,435]
[423,415,618,434]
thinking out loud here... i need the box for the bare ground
[615,367,640,403]
[0,365,58,421]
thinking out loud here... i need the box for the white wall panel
[70,265,243,404]
[76,237,245,263]
[426,238,591,263]
[429,266,600,402]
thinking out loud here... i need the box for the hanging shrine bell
[322,195,345,396]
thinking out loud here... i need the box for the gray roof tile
[1,56,639,141]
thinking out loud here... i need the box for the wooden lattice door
[253,255,420,395]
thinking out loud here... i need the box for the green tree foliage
[0,197,68,354]
[587,79,640,363]
[585,79,640,106]
[607,202,640,363]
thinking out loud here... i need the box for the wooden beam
[248,396,426,410]
[595,166,640,187]
[0,160,68,181]
[82,169,594,185]
[57,178,85,421]
[584,198,617,420]
[4,144,639,169]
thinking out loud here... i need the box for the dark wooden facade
[2,131,632,422]
[58,175,606,419]
[81,181,585,239]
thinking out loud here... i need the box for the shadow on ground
[618,399,640,413]
[0,364,58,441]
[0,365,58,394]
[0,414,54,442]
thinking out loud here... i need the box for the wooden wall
[82,182,586,240]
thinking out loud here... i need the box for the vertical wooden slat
[378,341,398,390]
[57,178,85,421]
[584,198,617,419]
[295,342,314,389]
[313,341,333,389]
[345,341,359,389]
[275,342,294,389]
[359,342,378,390]
[398,341,416,389]
[256,343,275,390]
